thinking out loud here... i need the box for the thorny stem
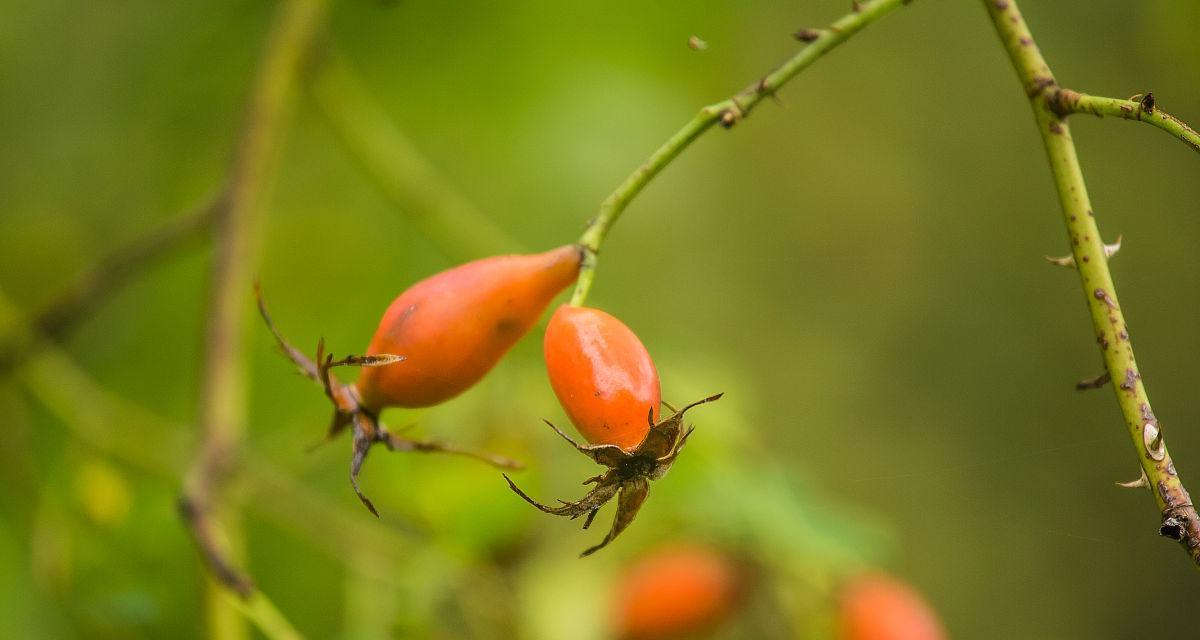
[983,0,1200,568]
[1049,90,1200,155]
[569,0,915,306]
[182,0,327,637]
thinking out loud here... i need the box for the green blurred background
[1,0,1198,637]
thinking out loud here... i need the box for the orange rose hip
[543,304,661,451]
[614,543,740,639]
[505,303,720,555]
[839,573,946,640]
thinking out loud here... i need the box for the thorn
[1075,371,1110,390]
[1103,235,1122,258]
[793,28,822,43]
[1044,235,1122,267]
[1044,254,1075,268]
[852,0,864,12]
[1115,469,1149,489]
[1139,92,1155,115]
[687,35,707,51]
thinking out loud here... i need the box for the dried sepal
[350,411,380,517]
[504,471,620,519]
[542,419,629,468]
[328,353,406,369]
[255,282,321,382]
[581,476,649,557]
[256,281,525,516]
[380,424,524,470]
[635,393,722,459]
[507,392,721,555]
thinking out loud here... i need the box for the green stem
[224,591,304,640]
[0,284,417,637]
[983,0,1200,569]
[307,50,520,261]
[1049,90,1200,154]
[570,0,915,306]
[184,0,328,636]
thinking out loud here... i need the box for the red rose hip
[543,304,661,451]
[505,303,720,555]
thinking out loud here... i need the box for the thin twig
[1047,89,1200,154]
[0,200,215,373]
[983,0,1200,569]
[569,0,916,305]
[182,0,328,636]
[306,49,520,261]
[0,283,414,637]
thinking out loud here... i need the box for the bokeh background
[2,0,1199,637]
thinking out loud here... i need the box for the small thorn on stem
[1103,235,1122,259]
[793,28,822,43]
[1044,236,1121,268]
[1044,253,1075,268]
[1075,371,1110,390]
[1139,92,1155,115]
[687,35,707,51]
[1115,469,1149,489]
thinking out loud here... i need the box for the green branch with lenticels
[983,0,1200,569]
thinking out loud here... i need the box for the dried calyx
[255,284,522,517]
[505,394,722,556]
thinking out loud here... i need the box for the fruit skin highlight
[356,244,583,411]
[614,543,740,640]
[838,573,946,640]
[543,304,661,451]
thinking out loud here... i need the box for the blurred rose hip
[839,573,946,640]
[614,543,741,639]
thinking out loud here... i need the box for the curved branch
[1048,89,1200,154]
[183,0,328,636]
[569,0,916,305]
[983,0,1200,569]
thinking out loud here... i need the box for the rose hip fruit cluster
[259,244,718,554]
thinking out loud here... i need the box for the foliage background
[1,0,1199,637]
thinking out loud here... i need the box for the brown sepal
[505,393,722,555]
[256,283,524,516]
